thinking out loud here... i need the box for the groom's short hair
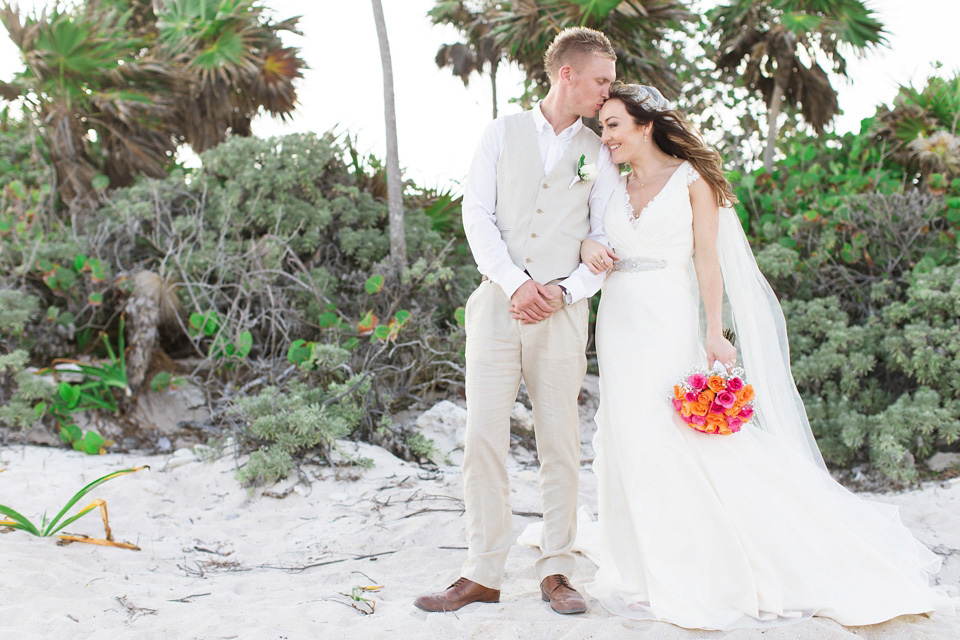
[544,27,616,82]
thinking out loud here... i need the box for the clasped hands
[510,240,620,325]
[509,280,563,324]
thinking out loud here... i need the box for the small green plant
[286,340,350,372]
[188,310,253,361]
[35,322,131,454]
[33,254,107,306]
[0,466,147,549]
[405,431,439,461]
[232,377,371,486]
[148,371,186,392]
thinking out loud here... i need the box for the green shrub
[782,261,960,480]
[0,350,54,431]
[237,446,293,487]
[231,376,371,485]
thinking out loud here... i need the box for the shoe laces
[448,577,470,590]
[548,575,573,592]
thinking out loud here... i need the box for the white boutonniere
[568,154,598,189]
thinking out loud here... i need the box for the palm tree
[371,0,406,267]
[0,2,179,211]
[710,0,887,171]
[429,0,503,119]
[488,0,695,101]
[872,73,960,187]
[0,0,304,213]
[152,0,303,152]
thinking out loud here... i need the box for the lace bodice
[607,161,701,270]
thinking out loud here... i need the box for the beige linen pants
[460,279,588,589]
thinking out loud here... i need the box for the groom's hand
[509,280,556,324]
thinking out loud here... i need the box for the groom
[415,27,618,614]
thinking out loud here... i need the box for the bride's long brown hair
[607,82,737,207]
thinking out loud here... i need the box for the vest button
[536,208,543,214]
[525,258,532,263]
[530,233,537,238]
[541,183,548,189]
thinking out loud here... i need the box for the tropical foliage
[0,0,303,212]
[429,0,504,118]
[872,71,960,187]
[709,0,887,170]
[483,0,695,103]
[0,121,473,475]
[730,75,960,480]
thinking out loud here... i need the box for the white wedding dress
[520,161,953,629]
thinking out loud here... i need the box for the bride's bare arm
[691,178,737,367]
[581,238,619,275]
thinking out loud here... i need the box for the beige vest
[495,111,602,284]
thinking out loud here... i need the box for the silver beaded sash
[613,256,667,272]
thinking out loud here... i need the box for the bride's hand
[581,239,619,274]
[706,332,737,370]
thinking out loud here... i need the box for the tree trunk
[371,0,406,266]
[763,81,785,173]
[490,59,499,120]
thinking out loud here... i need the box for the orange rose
[717,424,733,435]
[706,413,727,431]
[707,376,725,393]
[692,401,710,417]
[697,390,715,404]
[674,385,684,400]
[736,385,755,403]
[681,401,693,417]
[724,402,743,417]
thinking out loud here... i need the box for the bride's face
[599,99,649,164]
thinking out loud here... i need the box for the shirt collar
[533,101,582,138]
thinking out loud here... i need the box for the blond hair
[543,27,616,82]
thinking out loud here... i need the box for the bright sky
[2,0,959,192]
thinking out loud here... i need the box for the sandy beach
[2,405,959,639]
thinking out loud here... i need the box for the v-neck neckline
[626,160,688,220]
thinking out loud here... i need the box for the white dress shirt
[461,102,618,302]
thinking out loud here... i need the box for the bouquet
[671,362,755,435]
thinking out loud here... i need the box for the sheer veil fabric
[518,163,955,629]
[713,205,825,469]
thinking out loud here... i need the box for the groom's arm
[462,119,532,299]
[557,144,618,302]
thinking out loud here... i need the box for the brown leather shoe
[414,577,500,612]
[540,574,587,614]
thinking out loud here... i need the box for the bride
[519,83,953,629]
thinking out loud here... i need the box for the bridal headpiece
[621,84,672,112]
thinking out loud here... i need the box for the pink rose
[727,416,743,430]
[727,377,744,391]
[738,405,754,420]
[688,374,708,390]
[690,415,706,426]
[716,390,737,409]
[685,392,699,403]
[672,398,683,412]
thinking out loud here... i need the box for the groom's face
[567,54,616,118]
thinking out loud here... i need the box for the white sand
[1,439,958,640]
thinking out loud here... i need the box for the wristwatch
[558,285,573,306]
